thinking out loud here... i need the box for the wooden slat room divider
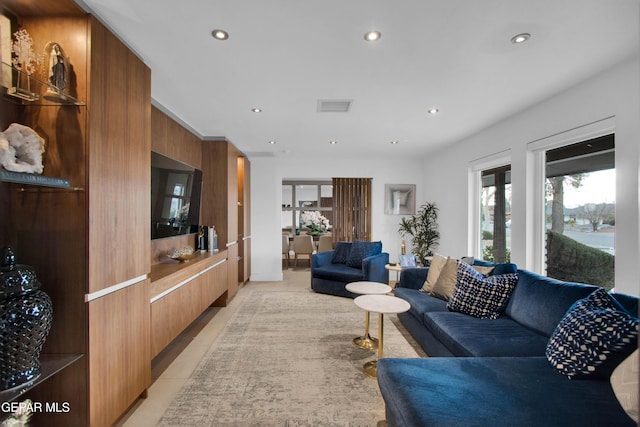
[332,177,372,243]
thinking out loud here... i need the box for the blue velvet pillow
[546,288,639,379]
[463,257,518,276]
[331,242,352,264]
[447,261,518,319]
[345,240,382,268]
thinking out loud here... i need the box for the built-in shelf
[0,170,72,189]
[2,62,85,106]
[0,353,84,404]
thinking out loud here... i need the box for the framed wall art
[384,184,416,215]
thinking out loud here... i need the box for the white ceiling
[76,0,639,158]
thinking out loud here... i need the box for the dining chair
[282,234,291,268]
[293,235,315,269]
[317,235,333,253]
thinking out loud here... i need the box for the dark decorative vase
[0,246,53,391]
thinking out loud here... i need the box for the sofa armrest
[362,252,390,284]
[311,250,334,269]
[397,267,429,290]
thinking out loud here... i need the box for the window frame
[526,116,615,274]
[468,150,512,259]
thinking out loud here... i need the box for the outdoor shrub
[546,230,614,291]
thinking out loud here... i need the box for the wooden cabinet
[201,141,248,299]
[1,3,150,426]
[238,156,251,284]
[150,252,228,358]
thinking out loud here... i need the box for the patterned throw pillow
[447,261,518,319]
[346,240,382,268]
[546,288,639,379]
[331,242,352,264]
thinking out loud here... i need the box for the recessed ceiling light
[251,108,262,113]
[364,31,381,42]
[510,33,530,44]
[212,29,229,40]
[390,140,399,145]
[427,108,439,115]
[329,140,338,145]
[268,140,276,145]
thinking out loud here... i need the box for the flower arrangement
[300,210,330,234]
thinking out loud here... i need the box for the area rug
[157,288,422,426]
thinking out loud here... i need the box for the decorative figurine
[43,41,68,100]
[8,28,41,101]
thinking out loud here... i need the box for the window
[544,134,615,290]
[282,180,332,235]
[480,166,512,262]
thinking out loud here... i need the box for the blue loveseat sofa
[376,261,639,426]
[310,240,389,298]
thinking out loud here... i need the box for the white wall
[420,57,639,296]
[249,155,424,281]
[249,57,639,295]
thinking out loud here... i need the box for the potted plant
[398,202,440,264]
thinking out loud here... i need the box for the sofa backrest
[504,269,599,337]
[611,292,639,316]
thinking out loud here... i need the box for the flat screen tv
[151,151,203,240]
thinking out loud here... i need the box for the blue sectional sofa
[310,240,389,298]
[376,261,639,426]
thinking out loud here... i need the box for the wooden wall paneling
[88,281,150,427]
[3,0,84,17]
[227,146,239,243]
[151,106,202,169]
[87,16,151,293]
[201,141,229,245]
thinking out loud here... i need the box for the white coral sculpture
[0,123,46,174]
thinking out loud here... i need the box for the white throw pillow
[611,348,639,422]
[421,254,447,293]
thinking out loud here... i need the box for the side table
[353,294,410,378]
[384,263,402,287]
[345,281,392,350]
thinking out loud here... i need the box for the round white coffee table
[353,294,410,378]
[345,281,392,350]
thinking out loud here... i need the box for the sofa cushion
[429,257,458,300]
[377,357,636,427]
[423,311,549,356]
[546,288,639,379]
[420,254,447,293]
[331,241,352,264]
[311,264,364,283]
[504,270,599,337]
[447,262,518,319]
[346,240,382,268]
[394,287,448,320]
